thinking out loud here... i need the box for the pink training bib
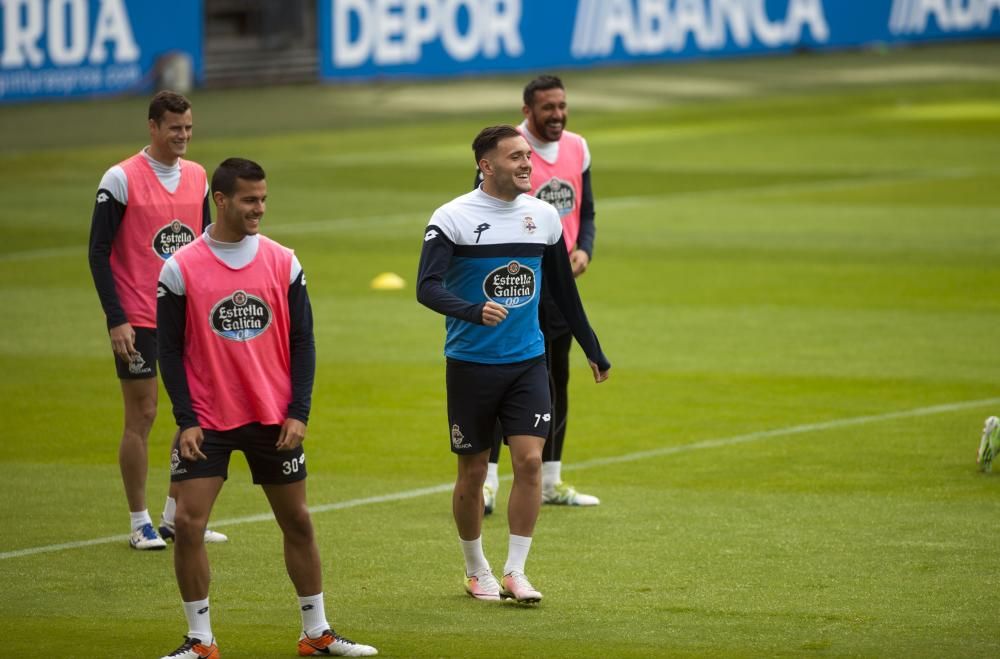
[111,153,206,327]
[519,127,587,254]
[173,235,294,431]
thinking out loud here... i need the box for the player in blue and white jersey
[417,125,611,603]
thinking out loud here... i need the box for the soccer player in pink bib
[88,91,226,550]
[156,158,376,658]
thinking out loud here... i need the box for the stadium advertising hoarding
[0,0,202,103]
[319,0,1000,80]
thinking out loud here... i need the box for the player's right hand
[589,360,610,383]
[481,301,509,327]
[178,426,207,461]
[108,322,137,362]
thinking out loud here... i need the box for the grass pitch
[1,42,1000,657]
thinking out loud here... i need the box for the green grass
[2,42,1000,657]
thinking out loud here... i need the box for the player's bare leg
[119,377,167,549]
[265,480,378,656]
[165,476,224,657]
[454,449,490,540]
[453,449,500,601]
[264,480,322,595]
[501,435,544,603]
[507,435,544,536]
[119,377,157,513]
[173,476,224,600]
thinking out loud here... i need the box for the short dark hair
[148,90,191,124]
[211,158,266,198]
[472,125,522,164]
[523,75,564,107]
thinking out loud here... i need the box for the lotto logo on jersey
[210,290,273,342]
[152,220,196,260]
[536,177,575,217]
[483,261,536,308]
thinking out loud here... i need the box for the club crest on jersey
[536,177,575,217]
[210,289,272,342]
[522,216,537,234]
[152,220,196,260]
[483,260,536,308]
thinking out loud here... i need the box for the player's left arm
[279,263,315,450]
[572,168,596,277]
[542,237,610,382]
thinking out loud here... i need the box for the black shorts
[445,356,551,455]
[169,423,307,485]
[114,326,157,380]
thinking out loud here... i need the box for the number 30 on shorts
[282,455,305,475]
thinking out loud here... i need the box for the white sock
[182,598,213,645]
[503,534,533,576]
[460,536,490,576]
[298,593,330,638]
[129,509,152,531]
[542,461,562,491]
[162,497,177,527]
[485,462,500,491]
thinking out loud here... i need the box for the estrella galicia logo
[210,290,273,342]
[536,177,575,217]
[473,222,491,243]
[152,220,196,260]
[483,261,536,308]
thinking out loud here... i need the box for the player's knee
[125,400,157,433]
[457,460,488,488]
[173,509,206,544]
[139,403,157,427]
[280,506,315,544]
[511,452,542,479]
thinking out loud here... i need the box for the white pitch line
[2,397,997,562]
[563,397,1000,473]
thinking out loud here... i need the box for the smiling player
[417,125,611,603]
[88,91,227,550]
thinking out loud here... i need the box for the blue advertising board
[319,0,1000,81]
[0,0,202,103]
